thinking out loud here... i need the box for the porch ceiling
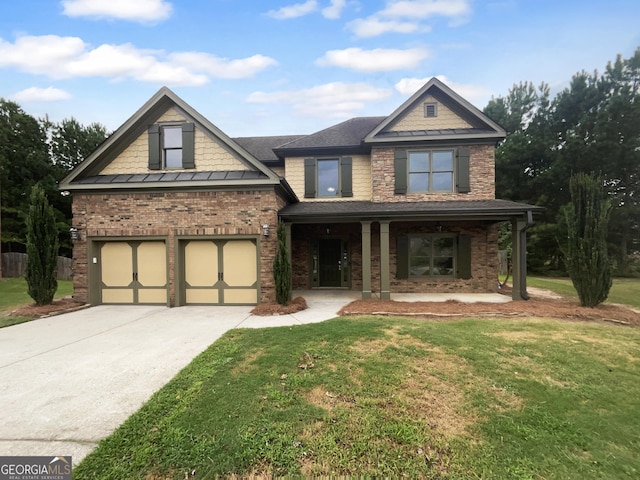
[279,199,543,223]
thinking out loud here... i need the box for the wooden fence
[1,253,72,280]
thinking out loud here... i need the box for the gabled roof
[364,77,506,144]
[273,117,386,156]
[60,87,282,191]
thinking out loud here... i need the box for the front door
[319,239,341,287]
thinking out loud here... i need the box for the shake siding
[285,154,372,201]
[387,94,473,132]
[100,107,250,175]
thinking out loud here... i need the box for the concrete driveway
[0,293,356,464]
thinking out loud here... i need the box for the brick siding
[71,189,283,305]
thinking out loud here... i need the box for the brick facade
[71,189,283,305]
[290,221,499,295]
[371,144,496,203]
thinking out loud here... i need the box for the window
[317,158,339,197]
[148,123,195,170]
[162,126,183,169]
[424,102,438,117]
[408,150,454,192]
[396,234,471,280]
[409,235,455,277]
[304,156,352,198]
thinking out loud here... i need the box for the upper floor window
[408,150,454,192]
[394,147,470,195]
[162,126,183,169]
[304,156,352,198]
[148,122,195,170]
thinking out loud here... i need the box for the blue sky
[1,0,638,136]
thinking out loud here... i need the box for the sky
[1,0,639,137]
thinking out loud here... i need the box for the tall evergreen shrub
[26,184,59,305]
[273,222,291,305]
[562,173,612,307]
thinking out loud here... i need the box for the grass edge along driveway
[74,316,640,479]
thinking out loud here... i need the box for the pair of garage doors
[98,239,258,305]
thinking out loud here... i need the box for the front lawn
[517,276,640,309]
[0,277,73,327]
[75,317,640,479]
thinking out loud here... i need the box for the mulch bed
[250,296,308,316]
[10,297,89,318]
[338,298,640,326]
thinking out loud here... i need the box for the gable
[100,107,250,175]
[386,94,473,132]
[60,87,283,191]
[365,77,506,144]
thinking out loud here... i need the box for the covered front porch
[279,200,542,301]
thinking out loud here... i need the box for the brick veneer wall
[371,144,496,202]
[289,220,498,295]
[389,221,499,293]
[71,189,283,305]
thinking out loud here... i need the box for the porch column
[284,222,292,298]
[380,220,390,300]
[511,213,532,300]
[361,221,372,299]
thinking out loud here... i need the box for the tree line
[1,48,639,275]
[485,48,640,276]
[0,101,108,256]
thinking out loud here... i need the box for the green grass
[0,277,73,327]
[502,276,640,309]
[75,317,640,479]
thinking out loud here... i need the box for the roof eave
[61,178,281,192]
[365,132,505,144]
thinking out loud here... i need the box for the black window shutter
[148,125,161,170]
[396,235,409,279]
[304,158,316,198]
[456,148,470,193]
[182,123,195,169]
[394,150,408,194]
[341,156,353,197]
[457,235,472,279]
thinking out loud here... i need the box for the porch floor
[293,290,511,304]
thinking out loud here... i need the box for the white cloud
[395,75,490,102]
[170,52,278,79]
[347,17,425,37]
[348,0,471,37]
[0,35,276,86]
[247,82,393,118]
[380,0,471,19]
[316,47,429,72]
[322,0,347,19]
[266,0,318,19]
[61,0,172,23]
[11,86,72,102]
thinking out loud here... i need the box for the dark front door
[319,239,342,287]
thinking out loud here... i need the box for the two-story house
[60,78,540,306]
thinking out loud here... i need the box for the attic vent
[424,102,438,118]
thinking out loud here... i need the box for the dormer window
[148,122,195,170]
[424,102,437,118]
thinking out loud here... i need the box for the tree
[25,184,59,305]
[273,222,291,305]
[562,173,612,307]
[0,99,54,253]
[48,117,109,172]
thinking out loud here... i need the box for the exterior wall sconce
[69,227,81,241]
[262,224,270,236]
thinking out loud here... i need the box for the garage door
[100,241,168,304]
[183,239,257,305]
